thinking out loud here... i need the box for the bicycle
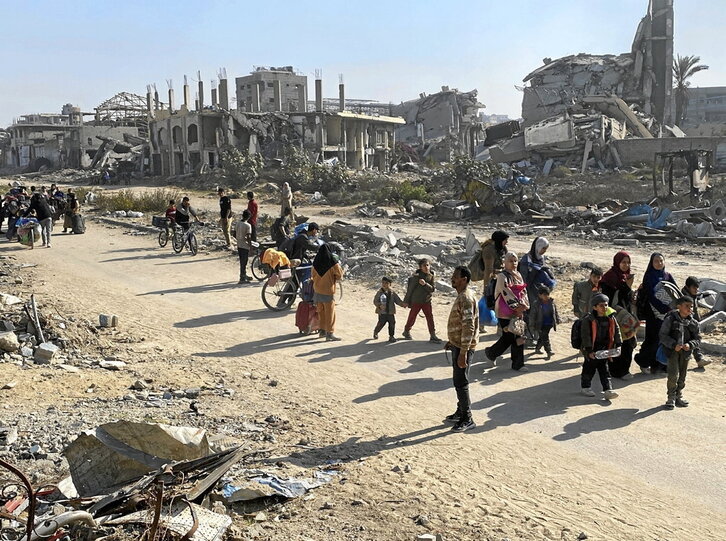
[250,240,278,281]
[153,216,173,248]
[173,221,204,256]
[261,261,344,311]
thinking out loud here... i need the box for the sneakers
[402,331,413,340]
[581,388,596,397]
[443,411,461,424]
[373,332,379,340]
[451,418,476,432]
[696,359,712,368]
[664,398,675,410]
[640,366,651,375]
[326,333,342,342]
[620,373,634,380]
[388,336,397,343]
[603,390,619,400]
[429,334,443,344]
[675,397,689,408]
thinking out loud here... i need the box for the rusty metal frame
[0,459,35,541]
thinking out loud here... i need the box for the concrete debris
[0,331,20,352]
[34,342,59,363]
[392,87,485,163]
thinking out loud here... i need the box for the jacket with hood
[580,307,622,357]
[659,309,700,356]
[373,288,405,315]
[572,279,600,319]
[403,269,435,305]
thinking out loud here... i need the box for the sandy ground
[1,204,725,541]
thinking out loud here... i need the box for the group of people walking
[1,184,81,247]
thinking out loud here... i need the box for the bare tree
[673,54,709,127]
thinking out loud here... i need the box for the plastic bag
[478,296,498,326]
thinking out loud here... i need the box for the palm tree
[673,54,709,127]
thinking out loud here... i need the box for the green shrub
[219,146,264,187]
[96,189,181,213]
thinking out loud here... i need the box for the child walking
[373,277,407,343]
[403,258,443,343]
[660,296,701,410]
[681,276,711,368]
[579,293,621,400]
[529,286,561,358]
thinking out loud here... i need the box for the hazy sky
[1,0,722,127]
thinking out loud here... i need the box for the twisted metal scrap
[0,459,35,541]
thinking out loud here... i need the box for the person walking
[681,277,711,368]
[572,267,603,319]
[518,236,554,307]
[218,188,232,248]
[312,244,344,341]
[634,253,677,374]
[372,276,406,343]
[599,251,638,379]
[62,191,79,233]
[484,252,529,371]
[529,286,560,358]
[444,265,479,432]
[479,230,509,284]
[579,293,621,400]
[402,258,443,343]
[246,191,258,241]
[235,210,253,283]
[24,191,53,248]
[660,297,701,410]
[281,182,294,220]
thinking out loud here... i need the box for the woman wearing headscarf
[480,230,509,284]
[599,251,638,379]
[281,182,294,221]
[484,252,530,371]
[62,191,79,233]
[518,236,554,304]
[634,253,677,374]
[312,244,344,342]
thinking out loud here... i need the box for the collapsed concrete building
[148,71,404,175]
[2,94,147,173]
[391,87,485,163]
[484,0,726,186]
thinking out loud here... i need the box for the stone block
[699,311,726,333]
[34,342,59,364]
[0,331,19,352]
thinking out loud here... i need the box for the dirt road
[4,214,725,541]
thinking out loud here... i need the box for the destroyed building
[2,93,148,173]
[235,66,307,113]
[149,71,404,175]
[484,0,725,177]
[391,87,485,162]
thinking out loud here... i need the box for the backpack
[467,250,486,282]
[570,319,584,349]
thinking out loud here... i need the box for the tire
[158,229,169,248]
[188,233,198,256]
[251,255,269,281]
[172,229,184,253]
[261,278,297,311]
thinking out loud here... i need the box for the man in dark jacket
[25,192,53,247]
[402,258,442,343]
[289,222,320,261]
[660,297,701,410]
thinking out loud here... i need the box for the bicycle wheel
[261,278,297,311]
[250,255,269,281]
[158,229,169,248]
[172,229,184,253]
[188,233,198,256]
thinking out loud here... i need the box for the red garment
[404,303,435,334]
[165,206,176,221]
[247,199,258,225]
[599,250,630,291]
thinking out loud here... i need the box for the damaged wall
[391,87,485,162]
[521,0,674,128]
